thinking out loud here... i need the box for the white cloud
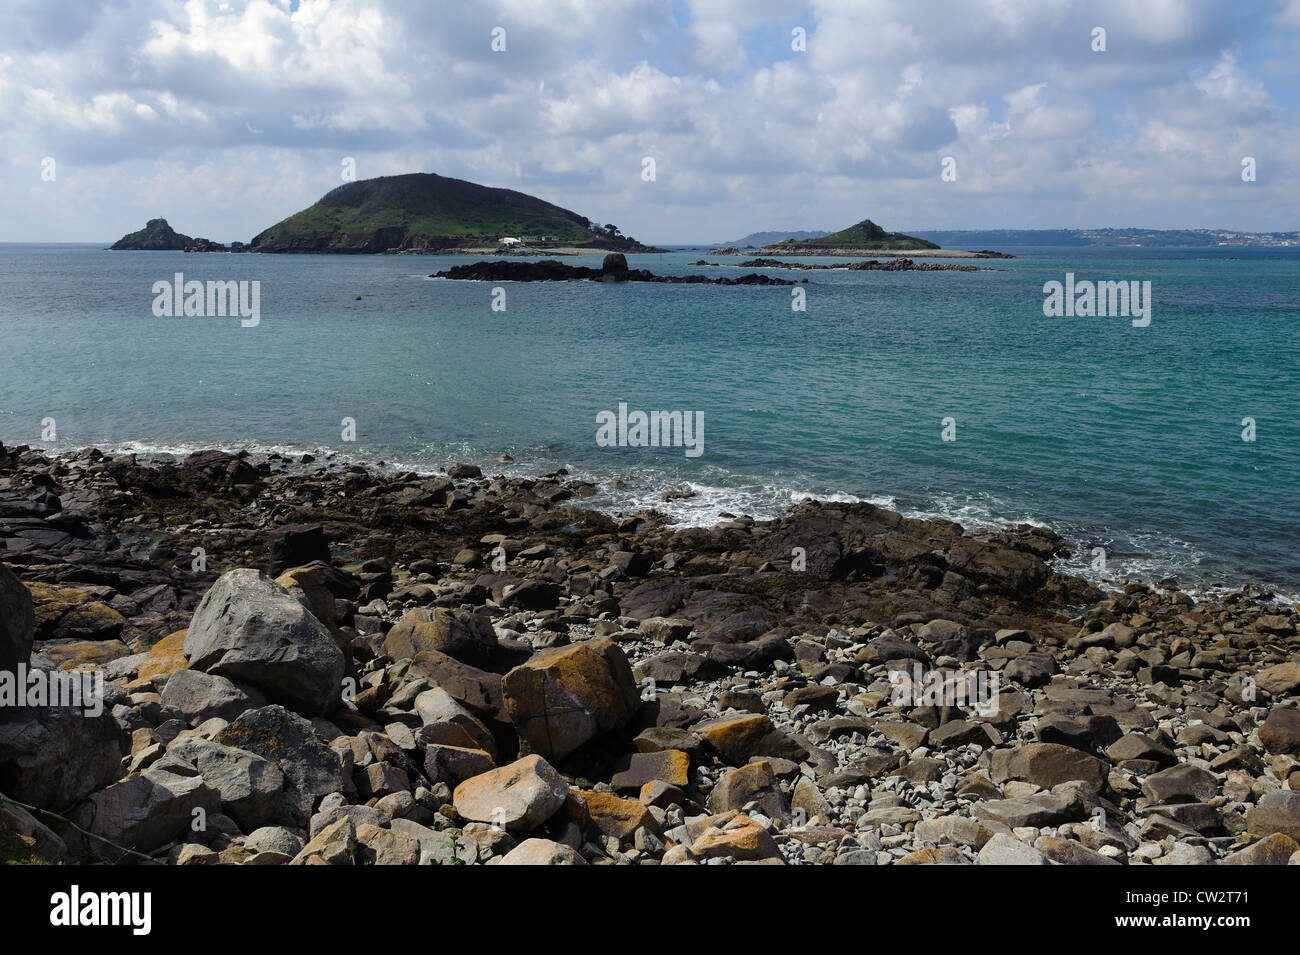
[0,0,1296,242]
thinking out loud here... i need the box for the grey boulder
[71,766,221,855]
[184,569,345,716]
[215,704,346,825]
[160,668,265,726]
[978,832,1049,865]
[0,692,123,810]
[168,737,285,831]
[244,825,306,856]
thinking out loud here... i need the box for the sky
[2,0,1298,244]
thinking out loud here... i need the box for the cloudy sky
[3,0,1298,244]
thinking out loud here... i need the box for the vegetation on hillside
[250,173,653,253]
[108,218,194,250]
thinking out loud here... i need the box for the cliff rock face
[108,218,194,250]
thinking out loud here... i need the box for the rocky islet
[432,252,803,285]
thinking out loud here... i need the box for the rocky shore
[1,441,1297,866]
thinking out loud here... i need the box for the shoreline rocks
[0,440,1297,865]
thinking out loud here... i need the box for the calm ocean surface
[1,243,1297,595]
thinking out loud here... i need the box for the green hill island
[248,173,659,254]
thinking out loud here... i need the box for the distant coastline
[708,228,1300,252]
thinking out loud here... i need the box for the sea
[1,243,1297,597]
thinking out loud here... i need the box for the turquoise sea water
[0,244,1297,594]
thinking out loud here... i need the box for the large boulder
[689,811,783,861]
[244,826,305,857]
[216,705,346,825]
[275,565,339,632]
[453,754,568,831]
[0,691,123,810]
[1257,663,1300,697]
[424,743,495,787]
[276,563,354,668]
[501,639,639,760]
[1004,652,1059,688]
[978,832,1049,865]
[1259,706,1300,756]
[706,760,791,824]
[37,638,132,670]
[290,817,356,866]
[184,569,345,716]
[0,563,34,675]
[160,668,264,725]
[1246,790,1300,842]
[406,650,507,723]
[565,790,659,844]
[25,581,128,643]
[268,524,330,577]
[1141,763,1218,803]
[168,737,285,831]
[355,823,421,865]
[973,793,1077,829]
[1220,832,1299,865]
[693,713,810,766]
[384,607,497,667]
[990,742,1108,790]
[181,449,262,487]
[610,750,691,791]
[71,766,221,855]
[414,686,498,758]
[499,838,587,865]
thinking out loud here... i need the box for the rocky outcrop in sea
[433,253,803,285]
[1,441,1297,866]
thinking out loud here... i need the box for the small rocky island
[108,218,247,253]
[108,218,192,251]
[708,221,1014,259]
[253,172,662,255]
[691,257,999,272]
[433,253,803,285]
